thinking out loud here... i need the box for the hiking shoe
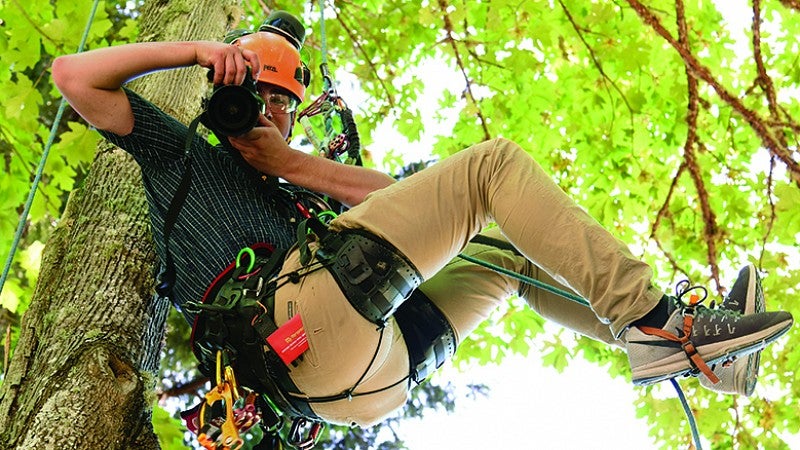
[699,265,764,396]
[625,281,792,386]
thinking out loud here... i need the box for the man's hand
[52,40,261,135]
[194,41,261,86]
[228,115,396,207]
[228,115,292,176]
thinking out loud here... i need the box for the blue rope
[0,0,101,298]
[671,378,703,449]
[318,0,328,67]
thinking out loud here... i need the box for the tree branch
[750,0,780,272]
[650,162,690,276]
[758,155,779,270]
[557,0,635,132]
[752,0,785,143]
[333,2,397,110]
[673,0,722,294]
[436,0,491,142]
[157,376,209,403]
[624,0,800,188]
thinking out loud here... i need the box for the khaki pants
[273,138,662,426]
[419,227,622,349]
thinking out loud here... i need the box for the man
[52,9,790,442]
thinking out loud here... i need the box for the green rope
[0,0,102,298]
[459,252,704,450]
[456,253,590,307]
[318,0,328,67]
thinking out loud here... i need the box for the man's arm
[52,40,396,206]
[51,41,260,135]
[230,115,396,207]
[280,149,396,207]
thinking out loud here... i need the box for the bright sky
[394,331,658,449]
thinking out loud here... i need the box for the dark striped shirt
[100,88,299,323]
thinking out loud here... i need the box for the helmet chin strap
[285,111,296,143]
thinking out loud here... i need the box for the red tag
[266,314,309,365]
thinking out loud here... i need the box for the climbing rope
[457,252,590,308]
[672,378,703,449]
[297,0,362,167]
[0,0,102,299]
[459,248,703,450]
[317,0,329,69]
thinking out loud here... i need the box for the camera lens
[204,85,261,136]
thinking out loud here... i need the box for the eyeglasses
[257,85,298,114]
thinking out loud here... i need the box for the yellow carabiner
[225,365,240,402]
[215,350,224,387]
[199,381,242,450]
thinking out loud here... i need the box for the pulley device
[296,0,362,168]
[297,64,362,166]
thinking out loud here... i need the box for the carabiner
[288,418,323,450]
[236,247,256,273]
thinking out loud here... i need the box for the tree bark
[0,1,241,448]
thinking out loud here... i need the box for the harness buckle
[242,276,264,298]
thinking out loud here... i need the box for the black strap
[469,233,521,255]
[156,115,203,297]
[339,106,362,166]
[154,115,290,298]
[394,289,456,383]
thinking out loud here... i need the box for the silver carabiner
[288,418,323,450]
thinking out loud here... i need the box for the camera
[201,68,264,137]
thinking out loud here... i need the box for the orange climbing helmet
[226,11,310,102]
[233,32,307,102]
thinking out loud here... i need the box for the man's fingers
[224,52,239,85]
[241,49,261,80]
[256,114,271,127]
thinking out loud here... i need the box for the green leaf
[52,121,101,168]
[152,405,187,450]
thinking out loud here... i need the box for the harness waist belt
[316,229,422,326]
[315,229,454,383]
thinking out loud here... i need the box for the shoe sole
[698,265,764,395]
[631,316,792,386]
[742,268,765,395]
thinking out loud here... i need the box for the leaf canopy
[2,0,799,448]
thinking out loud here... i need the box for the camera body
[201,68,264,137]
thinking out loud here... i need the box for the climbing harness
[185,242,325,450]
[185,214,456,448]
[315,230,422,326]
[302,218,456,384]
[0,0,101,298]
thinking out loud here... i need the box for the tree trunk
[0,1,240,448]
